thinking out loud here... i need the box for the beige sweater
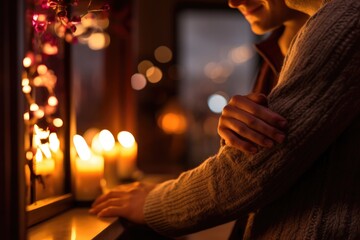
[144,0,360,238]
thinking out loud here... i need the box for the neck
[286,0,323,17]
[278,15,309,56]
[304,0,324,16]
[307,5,322,15]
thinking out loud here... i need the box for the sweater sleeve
[144,0,360,237]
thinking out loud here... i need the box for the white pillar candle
[73,135,104,201]
[117,131,138,180]
[97,130,119,189]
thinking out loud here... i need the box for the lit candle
[32,125,55,175]
[73,135,104,201]
[34,148,55,175]
[97,129,119,189]
[49,132,64,195]
[117,131,138,180]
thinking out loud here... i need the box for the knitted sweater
[144,0,360,238]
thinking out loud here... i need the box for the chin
[251,26,268,36]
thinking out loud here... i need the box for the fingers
[218,94,287,152]
[90,196,127,216]
[228,95,287,130]
[218,127,258,154]
[92,191,121,208]
[89,182,154,224]
[220,104,286,145]
[91,182,136,208]
[97,206,127,218]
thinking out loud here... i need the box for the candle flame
[73,135,92,161]
[91,133,103,154]
[99,129,115,151]
[117,131,135,148]
[39,143,52,159]
[34,124,50,139]
[35,148,43,162]
[49,132,60,152]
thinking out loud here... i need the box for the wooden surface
[27,208,124,240]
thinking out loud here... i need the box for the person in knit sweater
[90,0,360,239]
[89,0,306,226]
[218,0,308,155]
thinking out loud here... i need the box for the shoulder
[278,0,360,86]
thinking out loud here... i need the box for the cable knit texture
[144,0,360,238]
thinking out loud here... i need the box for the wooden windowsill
[27,207,124,240]
[27,174,180,240]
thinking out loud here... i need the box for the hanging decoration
[23,0,110,203]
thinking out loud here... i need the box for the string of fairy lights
[22,0,109,200]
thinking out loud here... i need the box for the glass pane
[177,9,259,167]
[23,0,68,205]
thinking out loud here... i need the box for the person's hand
[218,93,287,154]
[89,181,157,224]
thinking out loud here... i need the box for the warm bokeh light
[154,45,173,63]
[26,150,34,160]
[53,118,63,128]
[73,135,92,161]
[22,78,30,86]
[204,61,233,83]
[43,43,58,55]
[88,32,110,50]
[158,112,187,134]
[23,57,32,68]
[35,14,47,22]
[131,73,147,90]
[37,64,48,75]
[146,66,163,83]
[65,33,74,43]
[81,13,96,28]
[48,96,58,106]
[117,131,136,148]
[208,93,228,113]
[34,109,45,118]
[30,103,40,111]
[229,45,254,64]
[137,60,153,75]
[24,112,30,121]
[33,76,42,86]
[22,85,32,94]
[99,129,115,151]
[54,22,66,38]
